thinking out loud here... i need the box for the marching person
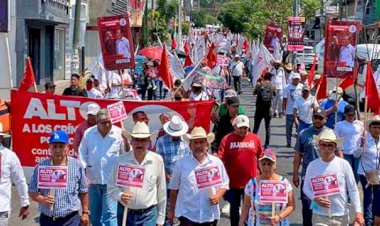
[293,109,343,226]
[0,123,30,226]
[239,149,295,226]
[79,109,128,226]
[353,115,380,226]
[108,122,166,226]
[217,115,263,226]
[319,87,349,129]
[29,131,89,226]
[188,82,210,101]
[62,74,87,97]
[334,105,364,183]
[270,60,286,118]
[293,85,318,133]
[72,103,100,153]
[303,129,364,225]
[230,54,245,94]
[168,127,229,225]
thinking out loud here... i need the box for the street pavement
[9,79,356,225]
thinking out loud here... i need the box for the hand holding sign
[314,196,331,208]
[121,191,133,205]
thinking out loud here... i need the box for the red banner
[10,91,213,168]
[323,20,361,78]
[97,15,135,70]
[264,24,283,53]
[287,17,305,51]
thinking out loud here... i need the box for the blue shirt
[28,157,88,217]
[320,99,349,129]
[156,134,190,175]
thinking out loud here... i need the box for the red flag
[184,40,189,55]
[307,55,318,87]
[242,39,249,50]
[184,54,193,67]
[206,42,217,69]
[19,57,36,92]
[171,34,177,50]
[365,61,380,114]
[315,74,327,100]
[157,46,174,90]
[339,77,355,90]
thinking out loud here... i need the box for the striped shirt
[28,157,88,217]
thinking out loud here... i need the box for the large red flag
[206,42,217,69]
[184,40,189,55]
[171,33,177,50]
[365,61,380,114]
[339,77,355,90]
[242,39,249,51]
[184,54,193,67]
[157,46,174,90]
[19,57,36,92]
[307,55,318,87]
[315,74,327,100]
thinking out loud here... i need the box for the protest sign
[10,90,213,174]
[264,23,283,53]
[37,166,68,189]
[116,164,145,188]
[97,15,135,70]
[194,166,222,189]
[323,20,361,78]
[287,17,305,51]
[259,180,288,203]
[107,101,127,123]
[310,174,340,197]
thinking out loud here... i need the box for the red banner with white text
[10,91,213,167]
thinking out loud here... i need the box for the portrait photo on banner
[97,14,135,70]
[264,23,283,53]
[323,20,361,78]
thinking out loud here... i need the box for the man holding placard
[108,121,166,226]
[303,129,364,225]
[29,130,89,226]
[168,127,229,225]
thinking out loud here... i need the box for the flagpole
[33,82,38,93]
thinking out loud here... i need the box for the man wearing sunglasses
[292,108,343,226]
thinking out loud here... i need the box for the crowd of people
[1,36,380,226]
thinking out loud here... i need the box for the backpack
[258,83,273,105]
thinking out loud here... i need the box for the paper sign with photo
[37,166,68,189]
[194,166,222,189]
[259,180,288,203]
[310,174,340,197]
[116,164,145,188]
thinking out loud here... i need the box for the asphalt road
[9,79,356,225]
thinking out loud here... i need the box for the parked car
[296,46,318,69]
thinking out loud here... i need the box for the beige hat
[313,129,342,147]
[284,63,293,70]
[329,86,343,95]
[184,127,215,143]
[366,115,380,131]
[127,121,152,139]
[233,115,250,128]
[0,122,10,137]
[313,74,321,80]
[163,115,189,137]
[271,60,281,66]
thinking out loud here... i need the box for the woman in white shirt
[353,115,380,226]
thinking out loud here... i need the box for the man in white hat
[108,122,166,226]
[270,60,286,117]
[229,54,245,94]
[310,74,321,96]
[73,103,100,153]
[168,127,229,225]
[0,123,30,225]
[188,82,210,101]
[303,129,364,225]
[320,86,349,129]
[217,115,263,225]
[283,72,304,147]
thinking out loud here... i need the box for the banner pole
[271,202,275,218]
[122,187,130,226]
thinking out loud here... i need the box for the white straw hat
[163,115,189,137]
[184,127,215,143]
[127,122,152,139]
[313,129,342,147]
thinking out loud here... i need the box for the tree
[190,9,218,27]
[301,0,321,21]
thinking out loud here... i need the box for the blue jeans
[360,175,379,226]
[39,212,80,226]
[343,154,360,183]
[300,180,313,226]
[297,120,311,134]
[286,114,295,145]
[89,184,117,226]
[117,202,157,226]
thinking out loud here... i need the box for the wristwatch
[82,211,90,215]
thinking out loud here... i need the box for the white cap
[225,89,237,98]
[87,104,100,115]
[233,115,250,128]
[291,73,301,80]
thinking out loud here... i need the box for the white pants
[272,89,283,114]
[312,214,349,226]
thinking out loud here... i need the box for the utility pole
[320,0,323,40]
[73,0,82,74]
[178,0,182,50]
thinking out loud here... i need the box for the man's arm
[293,107,299,127]
[292,151,302,188]
[156,160,167,226]
[168,190,179,225]
[80,193,90,225]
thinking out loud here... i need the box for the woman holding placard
[239,149,295,226]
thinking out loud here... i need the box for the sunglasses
[313,116,324,120]
[319,143,335,148]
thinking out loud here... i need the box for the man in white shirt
[168,127,229,225]
[188,82,210,101]
[116,29,131,59]
[303,129,364,225]
[339,36,355,67]
[229,54,245,94]
[0,124,30,226]
[79,109,128,226]
[85,78,104,98]
[293,85,318,133]
[270,60,286,117]
[283,73,304,147]
[107,71,122,99]
[107,122,166,226]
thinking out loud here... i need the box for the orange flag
[157,46,174,90]
[19,57,36,92]
[365,61,380,114]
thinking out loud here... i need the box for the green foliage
[182,22,190,36]
[191,9,218,28]
[218,0,294,38]
[301,0,321,21]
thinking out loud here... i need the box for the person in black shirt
[62,74,87,97]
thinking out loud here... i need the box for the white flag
[170,52,186,79]
[251,43,274,86]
